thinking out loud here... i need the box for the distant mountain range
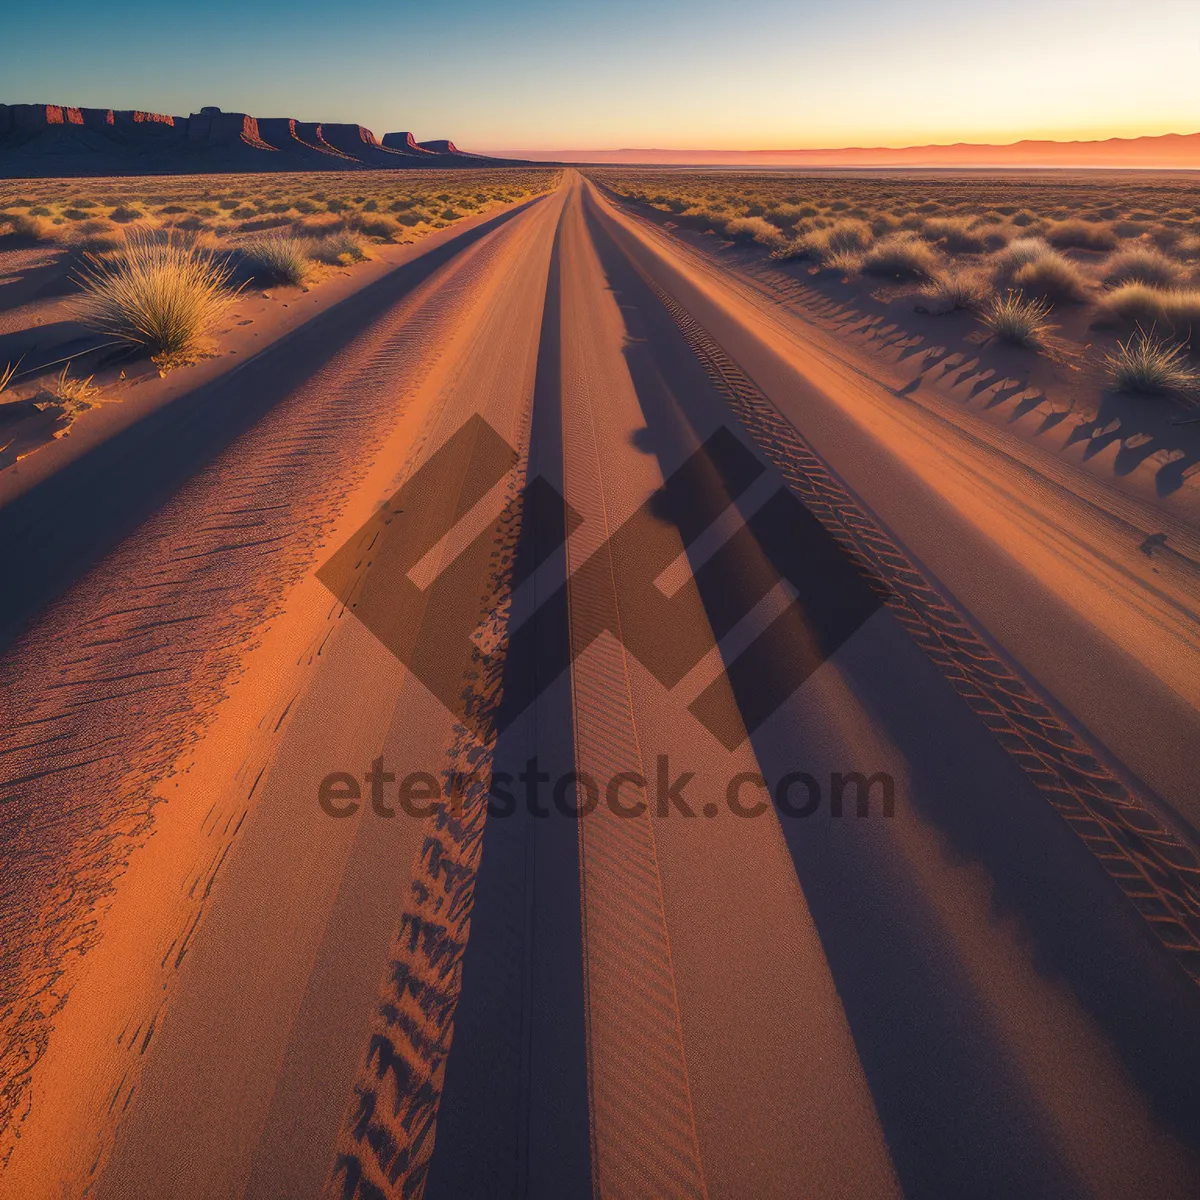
[0,104,525,177]
[490,131,1200,169]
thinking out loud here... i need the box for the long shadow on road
[582,188,1200,1197]
[423,219,593,1200]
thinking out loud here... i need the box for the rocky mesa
[0,104,523,176]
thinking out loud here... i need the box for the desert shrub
[770,237,816,262]
[774,218,873,264]
[307,232,368,265]
[70,218,121,253]
[242,234,309,285]
[294,213,345,237]
[77,231,239,360]
[37,364,102,413]
[109,206,142,224]
[860,233,937,279]
[991,237,1052,278]
[1104,329,1197,396]
[160,205,187,215]
[1094,285,1200,344]
[1045,219,1117,251]
[1011,252,1089,303]
[353,214,404,240]
[818,218,872,253]
[238,215,294,233]
[922,268,991,312]
[1177,233,1200,260]
[1101,246,1183,288]
[763,203,810,229]
[980,291,1053,347]
[922,216,989,254]
[821,249,864,276]
[676,206,725,233]
[723,216,786,248]
[4,212,56,240]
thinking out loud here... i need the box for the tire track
[628,264,1200,987]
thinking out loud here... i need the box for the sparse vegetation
[38,364,103,412]
[922,268,990,312]
[307,231,368,266]
[723,216,786,248]
[1045,219,1117,251]
[1,168,559,254]
[1104,329,1197,396]
[1010,251,1089,304]
[860,233,938,279]
[1095,285,1200,345]
[3,211,56,240]
[242,234,310,285]
[1101,246,1183,288]
[980,291,1054,347]
[77,231,240,361]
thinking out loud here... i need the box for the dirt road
[2,172,1199,1199]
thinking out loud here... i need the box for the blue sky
[6,0,1200,149]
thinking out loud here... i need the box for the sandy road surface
[2,171,1200,1199]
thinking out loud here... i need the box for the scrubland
[1,167,559,249]
[0,168,558,461]
[593,170,1200,400]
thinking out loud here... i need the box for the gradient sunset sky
[7,0,1200,150]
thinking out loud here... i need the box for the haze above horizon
[7,0,1200,151]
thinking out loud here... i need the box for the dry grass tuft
[1104,329,1197,396]
[723,216,787,248]
[980,291,1054,347]
[860,232,938,279]
[37,364,103,413]
[1101,246,1184,289]
[820,248,865,276]
[4,212,57,241]
[991,236,1052,279]
[242,234,309,285]
[921,216,994,254]
[307,231,369,266]
[771,218,872,264]
[77,231,239,361]
[351,213,404,241]
[1045,219,1117,251]
[1011,251,1089,304]
[1094,284,1200,344]
[922,268,991,312]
